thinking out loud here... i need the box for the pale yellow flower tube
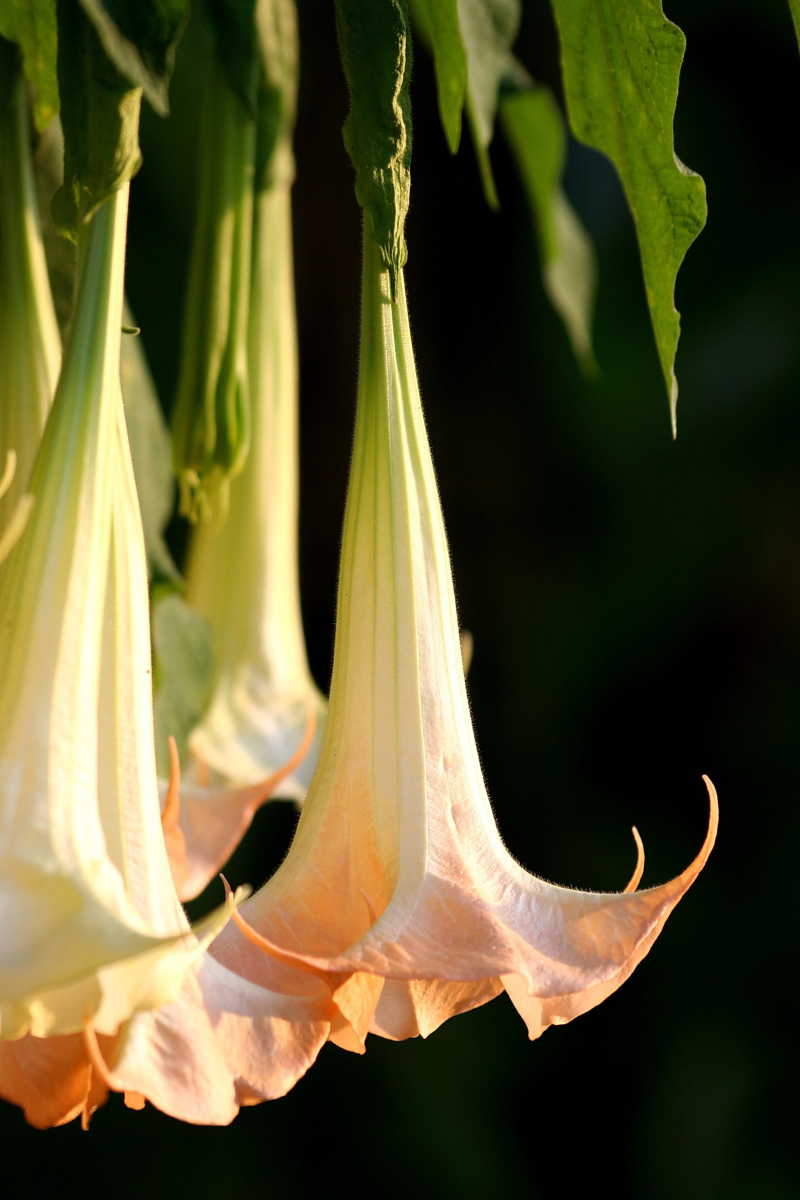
[0,185,229,1044]
[164,182,325,901]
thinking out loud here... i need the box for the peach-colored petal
[1,925,336,1129]
[371,978,504,1041]
[198,954,331,1103]
[161,709,316,901]
[105,945,333,1122]
[0,1030,114,1129]
[107,973,239,1124]
[233,781,716,1042]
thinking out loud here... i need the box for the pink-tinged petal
[232,782,716,1041]
[108,973,239,1125]
[198,955,330,1103]
[107,950,332,1122]
[316,781,717,991]
[161,710,317,902]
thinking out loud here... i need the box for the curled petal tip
[698,775,719,860]
[624,826,645,893]
[219,874,251,909]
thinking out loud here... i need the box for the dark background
[2,1,797,1196]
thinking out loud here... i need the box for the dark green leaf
[54,1,142,236]
[0,0,58,129]
[411,0,519,206]
[457,0,519,206]
[789,0,800,48]
[551,0,707,431]
[500,80,596,369]
[121,304,179,583]
[409,0,465,153]
[78,0,188,116]
[335,0,412,289]
[152,588,214,775]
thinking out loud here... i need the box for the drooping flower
[200,227,717,1046]
[30,226,718,1131]
[162,178,324,902]
[0,184,231,1055]
[0,57,60,520]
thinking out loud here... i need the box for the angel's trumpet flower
[0,53,60,520]
[164,183,325,901]
[48,229,717,1128]
[0,184,230,1058]
[206,228,717,1047]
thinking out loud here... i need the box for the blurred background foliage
[2,0,796,1195]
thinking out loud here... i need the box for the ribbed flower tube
[204,227,717,1045]
[0,185,229,1043]
[164,183,325,901]
[0,63,60,520]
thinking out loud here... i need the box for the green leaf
[550,0,707,432]
[152,588,214,776]
[54,3,142,236]
[78,0,188,116]
[789,0,800,48]
[121,304,180,583]
[335,0,412,290]
[457,0,520,206]
[409,0,465,153]
[0,0,58,129]
[411,0,520,206]
[500,80,596,369]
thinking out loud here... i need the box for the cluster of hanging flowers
[0,2,716,1129]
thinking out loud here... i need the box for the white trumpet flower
[0,185,230,1046]
[213,228,717,1045]
[165,184,325,901]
